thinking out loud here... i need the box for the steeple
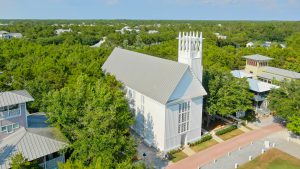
[178,32,203,82]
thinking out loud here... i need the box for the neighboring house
[242,54,300,83]
[8,33,22,38]
[115,26,140,34]
[231,54,300,116]
[246,78,279,115]
[55,28,72,35]
[102,32,207,153]
[262,41,272,48]
[0,31,9,39]
[214,33,227,39]
[0,90,66,169]
[148,30,159,34]
[246,42,254,48]
[0,31,23,39]
[0,90,34,140]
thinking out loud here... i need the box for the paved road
[167,123,284,169]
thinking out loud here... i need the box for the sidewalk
[167,123,284,169]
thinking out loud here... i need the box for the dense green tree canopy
[268,80,300,134]
[46,74,136,167]
[203,66,254,116]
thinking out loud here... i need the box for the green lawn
[170,151,188,163]
[190,139,218,152]
[239,148,300,169]
[218,129,244,141]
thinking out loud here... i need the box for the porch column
[44,156,46,169]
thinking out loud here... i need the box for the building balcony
[0,108,21,120]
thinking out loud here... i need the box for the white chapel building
[102,32,207,153]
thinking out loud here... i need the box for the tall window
[178,101,190,134]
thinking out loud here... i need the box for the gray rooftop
[0,90,34,107]
[102,48,205,104]
[0,128,66,169]
[263,66,300,79]
[247,78,279,93]
[242,54,273,61]
[258,72,286,81]
[0,31,8,35]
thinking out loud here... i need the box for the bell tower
[178,32,203,82]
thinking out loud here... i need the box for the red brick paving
[167,123,284,169]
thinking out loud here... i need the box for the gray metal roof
[0,128,66,169]
[258,72,286,81]
[102,48,205,104]
[242,54,273,61]
[247,78,279,93]
[0,31,8,35]
[0,90,34,107]
[263,66,300,79]
[231,70,254,78]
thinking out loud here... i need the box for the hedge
[215,125,237,136]
[168,148,182,155]
[188,134,213,147]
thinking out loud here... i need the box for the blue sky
[0,0,299,20]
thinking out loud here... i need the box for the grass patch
[218,129,244,140]
[170,151,188,163]
[244,125,253,131]
[190,139,218,152]
[239,148,300,169]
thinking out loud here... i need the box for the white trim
[0,122,20,133]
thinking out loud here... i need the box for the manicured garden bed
[190,139,218,152]
[239,148,300,169]
[218,128,244,140]
[170,151,188,163]
[215,125,238,136]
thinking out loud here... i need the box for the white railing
[0,108,21,120]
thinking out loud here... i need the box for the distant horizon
[1,0,299,21]
[0,19,299,22]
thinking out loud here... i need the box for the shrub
[167,148,183,160]
[168,148,182,155]
[215,125,237,136]
[188,134,212,147]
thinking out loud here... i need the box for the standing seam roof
[242,54,273,61]
[264,66,300,79]
[0,128,66,169]
[0,90,34,107]
[102,48,193,104]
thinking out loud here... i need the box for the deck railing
[0,108,21,119]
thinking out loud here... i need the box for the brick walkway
[167,123,284,169]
